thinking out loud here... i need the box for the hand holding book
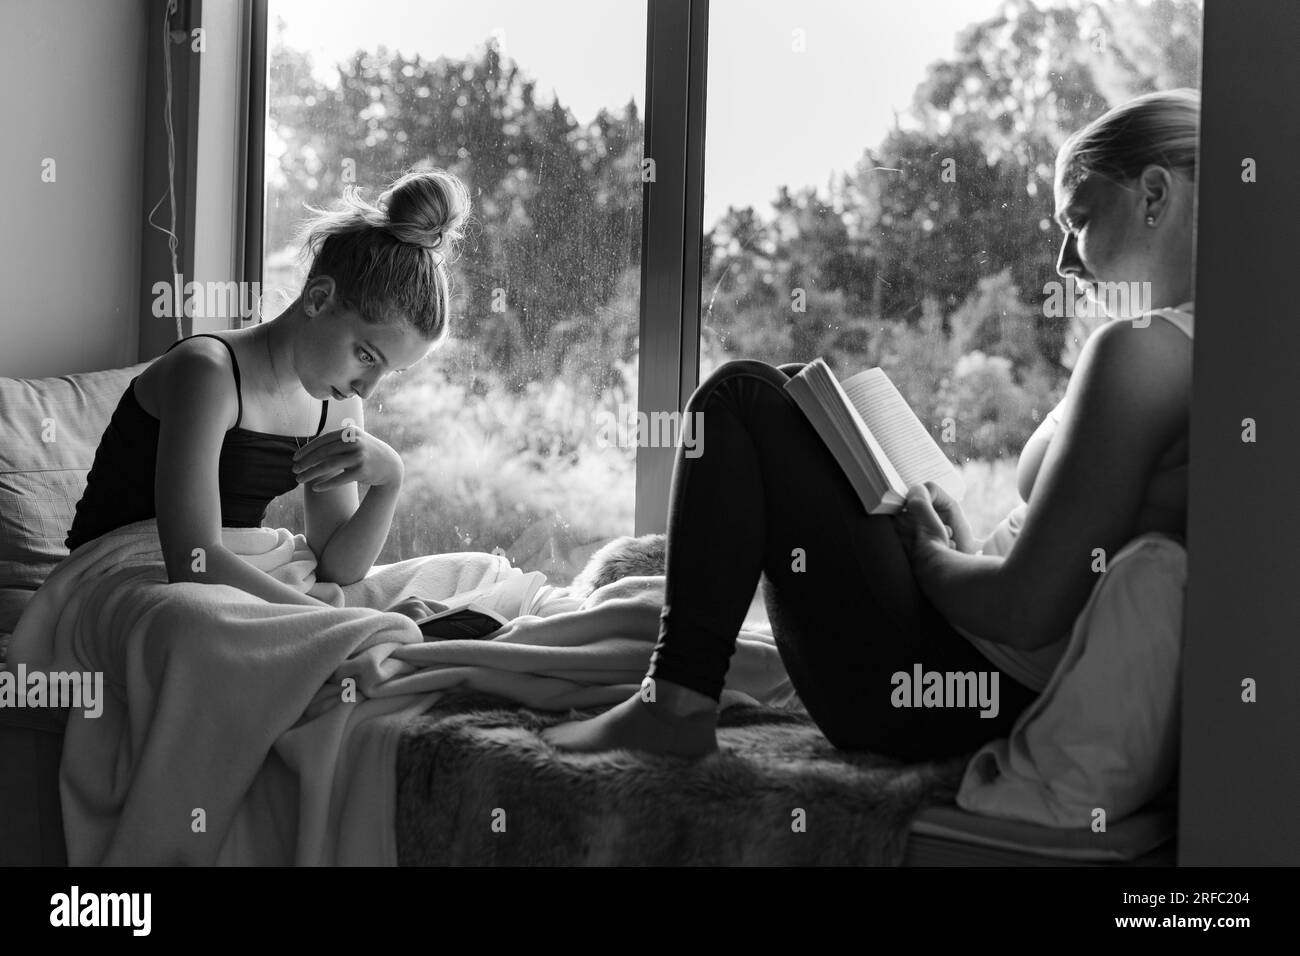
[784,358,965,515]
[894,481,978,557]
[921,480,981,554]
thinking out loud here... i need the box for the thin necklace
[264,325,304,451]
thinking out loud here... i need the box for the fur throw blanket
[395,691,967,866]
[569,534,666,599]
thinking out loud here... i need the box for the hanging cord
[145,0,183,342]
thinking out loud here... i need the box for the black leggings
[646,360,1039,762]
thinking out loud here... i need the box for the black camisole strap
[166,333,244,429]
[314,400,330,437]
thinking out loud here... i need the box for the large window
[700,0,1202,538]
[256,0,1202,564]
[260,0,647,583]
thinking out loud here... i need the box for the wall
[0,0,149,379]
[1179,0,1300,864]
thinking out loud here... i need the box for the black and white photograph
[0,0,1295,923]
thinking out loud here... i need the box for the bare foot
[542,691,719,757]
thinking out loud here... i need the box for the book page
[784,360,894,511]
[454,570,547,618]
[840,368,963,498]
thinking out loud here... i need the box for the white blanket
[956,533,1187,827]
[8,520,791,866]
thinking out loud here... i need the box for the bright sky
[272,0,1009,228]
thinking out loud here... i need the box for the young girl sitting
[65,168,470,607]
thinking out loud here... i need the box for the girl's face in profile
[1053,171,1149,311]
[297,282,434,402]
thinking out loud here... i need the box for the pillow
[0,585,36,636]
[0,471,94,589]
[956,532,1186,828]
[0,362,149,589]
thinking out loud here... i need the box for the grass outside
[957,457,1023,542]
[266,439,1022,585]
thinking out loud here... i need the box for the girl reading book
[64,168,470,606]
[545,89,1199,761]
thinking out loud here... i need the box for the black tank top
[65,333,329,551]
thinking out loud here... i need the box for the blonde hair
[1057,88,1200,193]
[297,167,471,343]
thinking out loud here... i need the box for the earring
[1146,215,1156,226]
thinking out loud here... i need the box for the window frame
[635,0,709,534]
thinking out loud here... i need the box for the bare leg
[541,678,718,755]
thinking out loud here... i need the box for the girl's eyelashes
[358,348,376,365]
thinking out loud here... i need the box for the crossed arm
[298,396,403,586]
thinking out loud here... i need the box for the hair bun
[379,168,471,257]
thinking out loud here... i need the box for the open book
[784,358,964,514]
[402,570,547,641]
